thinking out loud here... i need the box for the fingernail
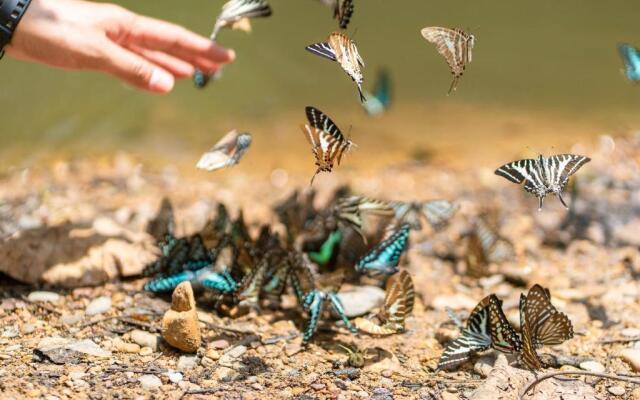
[149,69,174,92]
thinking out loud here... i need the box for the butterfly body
[306,32,366,102]
[301,106,354,184]
[421,27,475,94]
[619,43,640,81]
[495,154,590,210]
[196,130,252,172]
[356,224,410,276]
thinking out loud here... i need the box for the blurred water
[0,0,639,168]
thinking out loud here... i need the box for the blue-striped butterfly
[362,69,391,116]
[495,154,590,210]
[196,130,252,172]
[355,223,410,277]
[421,27,475,94]
[144,267,238,294]
[306,32,366,102]
[619,43,640,82]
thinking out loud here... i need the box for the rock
[85,296,111,316]
[2,327,19,338]
[206,349,221,360]
[579,361,605,373]
[285,341,302,357]
[473,356,495,377]
[210,339,230,350]
[620,348,640,371]
[139,347,153,356]
[35,337,111,364]
[380,370,392,378]
[177,355,199,371]
[60,313,82,326]
[622,328,640,338]
[113,339,140,353]
[27,291,60,303]
[372,388,393,400]
[608,386,625,396]
[432,293,477,311]
[214,366,239,382]
[334,286,385,317]
[130,329,160,351]
[161,282,201,353]
[227,345,247,359]
[167,371,183,384]
[139,374,162,391]
[311,383,326,390]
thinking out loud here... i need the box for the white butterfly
[196,130,252,172]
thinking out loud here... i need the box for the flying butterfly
[618,43,640,82]
[196,130,252,172]
[306,32,366,102]
[301,106,355,184]
[465,215,515,278]
[420,27,475,94]
[362,69,391,116]
[494,154,590,210]
[518,285,574,370]
[354,270,415,335]
[316,0,354,29]
[355,223,410,277]
[391,200,457,230]
[194,0,272,88]
[437,295,493,370]
[487,294,522,355]
[334,195,394,240]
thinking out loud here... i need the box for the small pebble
[251,383,264,390]
[139,347,153,356]
[130,330,160,351]
[311,383,326,390]
[85,296,112,316]
[139,374,162,391]
[167,371,183,384]
[177,355,199,371]
[579,360,605,373]
[608,386,625,396]
[622,328,640,338]
[114,339,140,353]
[21,324,35,334]
[380,370,392,378]
[2,327,19,338]
[60,313,82,326]
[206,349,221,360]
[27,291,60,303]
[227,345,247,359]
[285,342,302,357]
[335,286,385,317]
[356,391,369,399]
[210,339,230,350]
[620,348,640,371]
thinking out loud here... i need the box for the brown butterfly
[306,32,366,102]
[318,0,354,29]
[465,214,515,278]
[300,106,354,184]
[354,270,415,335]
[334,195,394,240]
[518,285,574,370]
[420,27,475,94]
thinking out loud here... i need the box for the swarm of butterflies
[143,189,457,345]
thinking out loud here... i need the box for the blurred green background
[0,0,639,170]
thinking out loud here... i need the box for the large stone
[620,348,640,371]
[334,286,385,318]
[161,282,201,352]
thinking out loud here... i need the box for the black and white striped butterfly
[306,32,366,102]
[194,0,272,88]
[391,200,457,230]
[196,130,252,171]
[518,285,574,370]
[316,0,354,29]
[420,27,475,94]
[300,106,354,184]
[495,154,590,210]
[437,295,493,370]
[354,270,415,335]
[466,214,515,278]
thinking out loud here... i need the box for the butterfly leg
[538,196,544,211]
[328,293,358,335]
[556,192,569,209]
[302,290,324,344]
[448,76,459,95]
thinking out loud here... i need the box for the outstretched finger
[127,44,194,78]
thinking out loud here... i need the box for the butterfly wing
[421,200,457,229]
[197,130,249,171]
[518,293,544,370]
[525,285,574,347]
[488,295,522,354]
[336,0,354,29]
[356,224,410,276]
[305,41,337,62]
[379,270,414,329]
[619,43,640,81]
[546,154,590,190]
[328,32,366,102]
[391,202,422,230]
[146,197,175,243]
[420,27,473,93]
[363,69,391,116]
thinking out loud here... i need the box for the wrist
[0,0,33,58]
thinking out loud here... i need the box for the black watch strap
[0,0,32,59]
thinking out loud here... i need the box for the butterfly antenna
[447,78,457,95]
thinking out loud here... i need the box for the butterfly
[146,197,175,243]
[355,223,410,277]
[144,267,238,294]
[487,294,522,354]
[518,285,574,370]
[317,0,354,29]
[494,154,591,210]
[308,229,342,265]
[391,200,457,230]
[196,130,252,172]
[354,270,415,335]
[362,69,391,116]
[420,27,475,94]
[306,32,366,102]
[437,295,493,370]
[194,0,272,88]
[618,43,640,82]
[334,195,394,240]
[465,215,515,278]
[300,106,354,184]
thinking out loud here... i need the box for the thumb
[99,40,175,93]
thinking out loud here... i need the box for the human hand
[4,0,235,93]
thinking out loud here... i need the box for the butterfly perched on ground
[391,200,457,230]
[194,0,272,88]
[487,294,522,355]
[354,270,415,335]
[494,154,591,210]
[437,295,493,370]
[355,223,410,277]
[518,285,574,370]
[196,130,252,172]
[420,27,475,94]
[618,43,640,82]
[316,0,354,29]
[334,195,394,240]
[465,214,515,278]
[362,69,391,116]
[306,32,366,102]
[144,267,238,293]
[300,106,355,184]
